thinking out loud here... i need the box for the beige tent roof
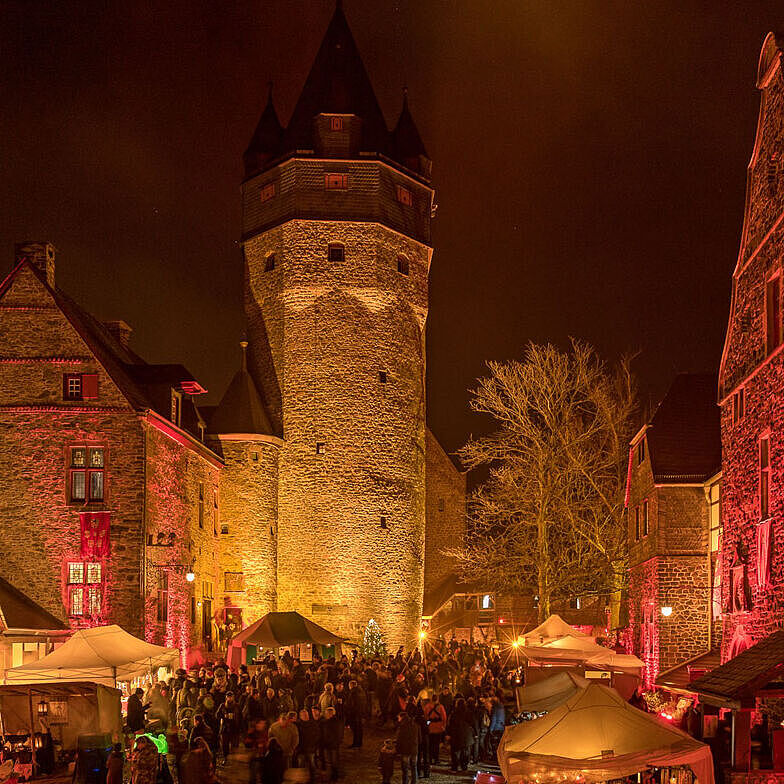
[521,614,592,645]
[498,682,713,784]
[4,625,179,686]
[516,671,589,713]
[522,634,643,671]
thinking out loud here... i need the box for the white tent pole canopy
[4,625,179,687]
[498,682,713,784]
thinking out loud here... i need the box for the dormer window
[325,173,348,190]
[329,117,344,131]
[171,390,182,427]
[396,184,413,206]
[260,182,276,203]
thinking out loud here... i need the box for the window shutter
[82,374,99,399]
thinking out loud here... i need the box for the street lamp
[418,630,427,641]
[661,605,673,617]
[186,570,196,583]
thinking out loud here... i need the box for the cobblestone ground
[217,723,502,784]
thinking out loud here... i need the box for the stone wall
[244,215,431,648]
[719,42,784,659]
[212,436,280,625]
[424,428,466,593]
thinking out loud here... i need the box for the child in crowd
[377,738,396,784]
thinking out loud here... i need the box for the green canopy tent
[227,612,343,667]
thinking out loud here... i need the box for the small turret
[244,84,283,179]
[391,90,431,178]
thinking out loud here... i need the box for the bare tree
[448,341,636,624]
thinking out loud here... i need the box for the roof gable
[0,574,67,631]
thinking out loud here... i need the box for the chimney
[105,320,133,349]
[15,241,56,288]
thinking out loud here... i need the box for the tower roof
[244,84,283,177]
[392,91,428,161]
[209,342,274,436]
[283,3,390,154]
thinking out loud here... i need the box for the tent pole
[28,687,36,779]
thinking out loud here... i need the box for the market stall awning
[516,671,589,713]
[689,631,784,709]
[522,636,643,671]
[521,614,592,645]
[656,648,721,696]
[232,611,344,648]
[4,625,179,686]
[498,682,714,784]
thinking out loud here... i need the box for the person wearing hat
[217,691,240,763]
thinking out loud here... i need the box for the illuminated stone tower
[241,5,433,646]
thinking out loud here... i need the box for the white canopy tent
[4,625,179,687]
[516,671,589,713]
[521,614,593,646]
[499,682,714,784]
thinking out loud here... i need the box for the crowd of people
[126,638,515,784]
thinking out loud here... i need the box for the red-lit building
[718,32,784,661]
[626,374,721,687]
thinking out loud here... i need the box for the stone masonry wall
[720,52,784,659]
[424,428,466,594]
[213,437,280,625]
[244,217,431,648]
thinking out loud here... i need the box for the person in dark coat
[107,743,124,784]
[346,680,366,748]
[447,698,474,772]
[296,708,320,782]
[127,688,148,732]
[395,711,420,784]
[320,706,343,782]
[261,738,285,784]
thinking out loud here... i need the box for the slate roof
[655,647,721,694]
[244,4,428,178]
[208,344,274,437]
[0,575,67,631]
[423,573,488,618]
[0,258,207,439]
[646,373,721,483]
[689,631,784,708]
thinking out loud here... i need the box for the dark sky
[2,1,783,455]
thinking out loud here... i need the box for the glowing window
[68,563,84,584]
[397,256,409,276]
[325,173,348,190]
[70,587,84,616]
[329,116,344,131]
[316,442,326,455]
[87,587,102,616]
[396,184,413,206]
[708,481,721,553]
[482,594,494,610]
[86,563,102,584]
[260,182,276,202]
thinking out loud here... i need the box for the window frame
[328,244,344,263]
[397,256,410,276]
[324,173,348,190]
[260,181,276,203]
[395,184,413,206]
[264,253,276,272]
[766,274,782,355]
[68,446,106,504]
[760,433,771,520]
[642,499,649,537]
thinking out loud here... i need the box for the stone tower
[241,5,433,647]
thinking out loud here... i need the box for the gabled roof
[0,575,67,631]
[208,343,274,437]
[655,647,721,695]
[689,631,784,708]
[645,373,721,483]
[422,573,488,618]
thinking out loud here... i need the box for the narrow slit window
[397,256,409,276]
[316,442,326,455]
[766,276,782,355]
[379,371,387,384]
[760,435,771,520]
[264,253,276,272]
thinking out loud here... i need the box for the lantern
[37,700,49,718]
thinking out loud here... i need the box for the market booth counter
[0,681,121,778]
[689,631,784,784]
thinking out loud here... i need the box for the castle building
[625,374,721,687]
[717,32,784,661]
[0,5,465,661]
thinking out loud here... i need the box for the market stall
[499,682,714,784]
[227,611,344,668]
[4,625,179,687]
[515,671,589,714]
[521,615,593,646]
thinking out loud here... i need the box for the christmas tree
[360,618,387,659]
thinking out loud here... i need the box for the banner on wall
[80,512,111,559]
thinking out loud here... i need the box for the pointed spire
[240,340,248,372]
[243,80,284,178]
[392,87,429,175]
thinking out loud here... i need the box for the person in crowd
[217,691,241,762]
[182,737,215,784]
[261,687,280,724]
[190,713,215,750]
[296,707,320,782]
[261,737,285,784]
[425,692,447,767]
[130,735,159,784]
[246,718,269,784]
[269,711,299,770]
[321,705,343,782]
[346,679,366,748]
[378,738,396,784]
[107,743,124,784]
[395,710,420,784]
[127,688,148,732]
[447,697,474,772]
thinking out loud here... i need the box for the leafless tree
[448,341,636,624]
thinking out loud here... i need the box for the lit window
[325,173,348,190]
[68,563,84,584]
[64,374,82,400]
[328,244,344,263]
[708,482,721,553]
[766,276,781,355]
[760,435,771,520]
[157,572,169,623]
[732,389,745,425]
[396,184,413,206]
[264,253,276,272]
[86,563,102,584]
[316,442,326,455]
[70,587,84,616]
[87,587,102,616]
[397,256,409,276]
[69,447,105,503]
[329,116,344,131]
[482,594,494,609]
[260,182,276,202]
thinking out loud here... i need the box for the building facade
[718,32,784,661]
[0,6,465,661]
[626,374,721,686]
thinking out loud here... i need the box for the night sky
[2,1,783,456]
